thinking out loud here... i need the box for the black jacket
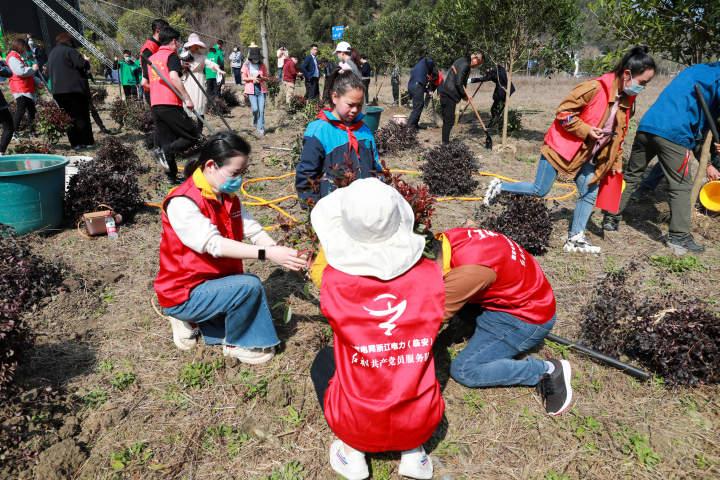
[438,56,471,103]
[47,43,90,95]
[473,65,516,101]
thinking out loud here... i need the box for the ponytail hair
[614,45,656,77]
[322,68,365,106]
[184,131,251,178]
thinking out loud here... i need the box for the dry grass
[4,74,720,479]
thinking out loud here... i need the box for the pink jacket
[240,63,269,95]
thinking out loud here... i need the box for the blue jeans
[450,309,555,387]
[248,88,265,134]
[163,274,280,349]
[500,155,599,237]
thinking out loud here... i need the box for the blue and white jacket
[295,111,381,206]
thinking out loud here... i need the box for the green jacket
[205,50,219,80]
[119,59,141,86]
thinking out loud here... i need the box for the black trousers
[122,85,137,99]
[54,92,94,147]
[151,105,200,178]
[391,78,400,104]
[440,94,458,144]
[13,96,36,132]
[363,79,371,103]
[488,98,505,130]
[408,83,425,128]
[207,78,218,97]
[305,77,319,100]
[310,346,336,414]
[0,108,14,153]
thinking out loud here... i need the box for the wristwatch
[258,248,266,261]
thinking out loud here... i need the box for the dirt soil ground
[2,74,719,480]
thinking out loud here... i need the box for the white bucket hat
[184,33,207,49]
[311,178,425,280]
[335,41,352,53]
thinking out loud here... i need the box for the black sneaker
[666,234,705,255]
[537,359,573,416]
[602,215,620,232]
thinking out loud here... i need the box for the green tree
[346,10,429,71]
[430,0,580,147]
[239,0,311,61]
[590,0,720,65]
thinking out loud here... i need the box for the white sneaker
[168,316,199,351]
[399,446,433,479]
[329,440,369,480]
[483,178,502,206]
[563,232,601,254]
[222,345,275,365]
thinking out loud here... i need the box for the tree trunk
[690,135,712,210]
[501,56,514,147]
[259,0,270,72]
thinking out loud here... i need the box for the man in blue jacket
[407,53,439,130]
[603,62,720,255]
[301,44,321,100]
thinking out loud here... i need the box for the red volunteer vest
[148,45,183,107]
[7,51,36,94]
[154,175,244,308]
[544,72,635,162]
[320,258,445,452]
[141,38,160,57]
[444,228,556,324]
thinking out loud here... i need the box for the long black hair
[184,132,251,178]
[321,68,365,106]
[614,46,656,77]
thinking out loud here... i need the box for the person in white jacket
[180,33,225,132]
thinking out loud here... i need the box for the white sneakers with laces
[168,316,199,350]
[329,440,369,480]
[563,232,601,254]
[399,446,434,479]
[222,345,275,364]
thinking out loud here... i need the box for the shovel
[463,87,492,149]
[459,81,483,121]
[146,58,216,134]
[185,68,233,132]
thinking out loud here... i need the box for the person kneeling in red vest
[436,227,572,416]
[154,132,307,364]
[309,178,445,480]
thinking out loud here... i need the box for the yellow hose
[148,168,579,229]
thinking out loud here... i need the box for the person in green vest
[213,40,225,94]
[205,46,224,97]
[116,50,142,99]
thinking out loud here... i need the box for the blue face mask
[624,76,645,96]
[219,174,243,194]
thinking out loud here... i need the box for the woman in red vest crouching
[484,46,656,254]
[436,227,571,416]
[154,132,306,364]
[309,178,445,480]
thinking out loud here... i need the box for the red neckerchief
[317,109,363,157]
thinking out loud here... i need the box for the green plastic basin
[0,154,69,235]
[364,106,384,133]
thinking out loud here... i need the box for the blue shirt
[638,63,720,150]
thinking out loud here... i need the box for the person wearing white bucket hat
[180,33,224,132]
[309,178,446,480]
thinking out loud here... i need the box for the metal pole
[185,68,232,132]
[146,58,215,134]
[545,333,651,381]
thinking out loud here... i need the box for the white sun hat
[335,41,352,53]
[184,33,207,49]
[310,178,425,280]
